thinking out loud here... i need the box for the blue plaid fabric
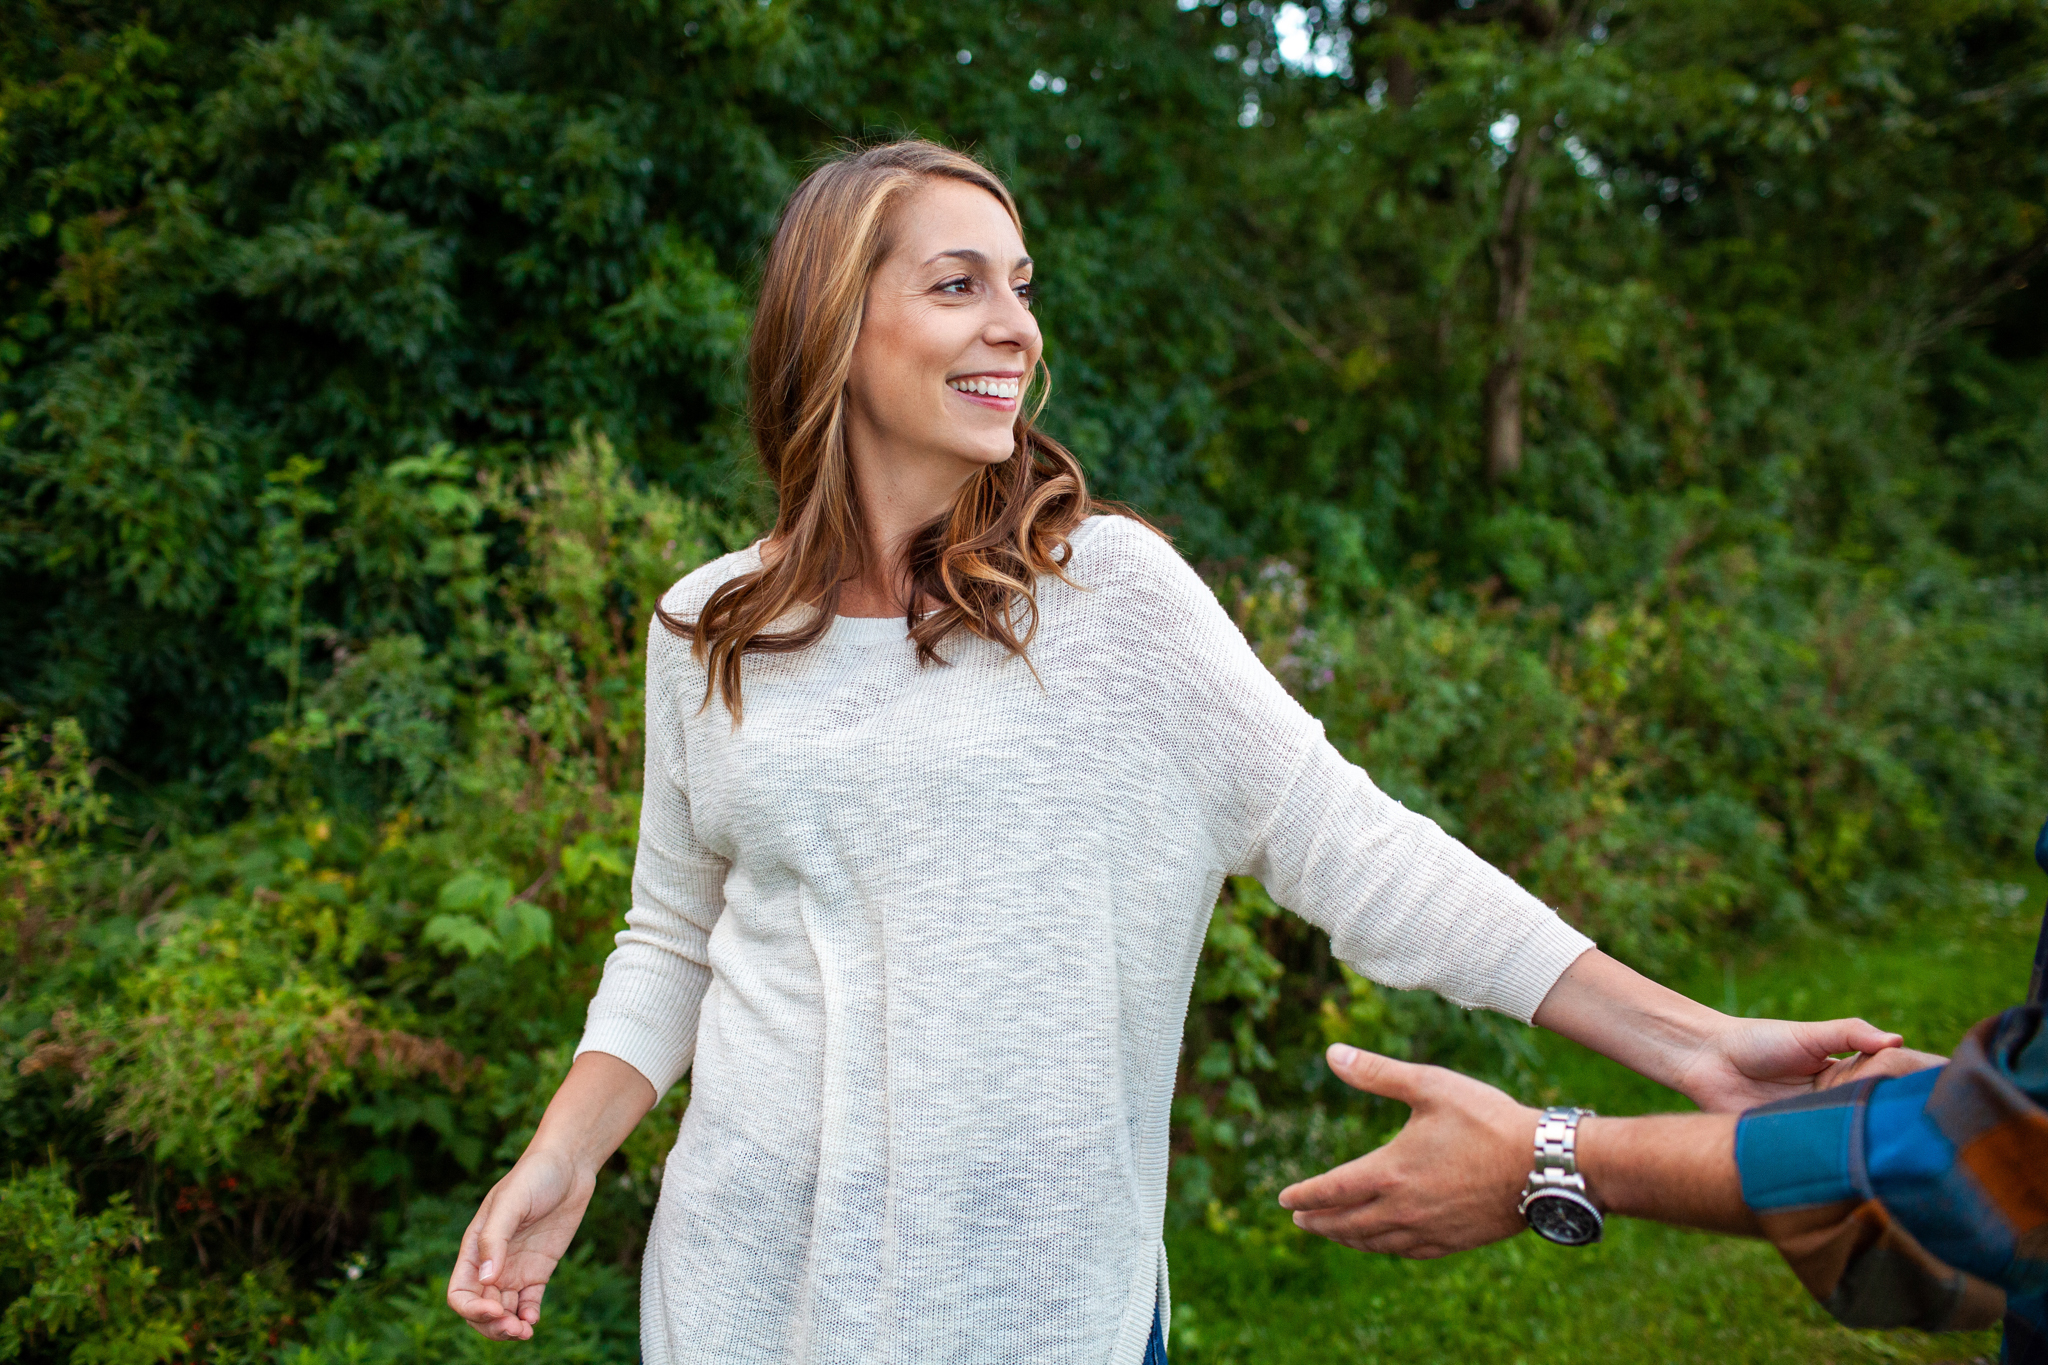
[1735,818,2048,1362]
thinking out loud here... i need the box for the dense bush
[3,0,2044,1357]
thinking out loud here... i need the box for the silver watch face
[1525,1190,1604,1246]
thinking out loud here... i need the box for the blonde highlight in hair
[661,140,1106,721]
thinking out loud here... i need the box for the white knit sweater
[576,514,1593,1365]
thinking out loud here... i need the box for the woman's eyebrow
[923,248,1034,271]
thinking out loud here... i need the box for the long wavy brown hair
[661,140,1100,721]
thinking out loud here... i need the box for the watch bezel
[1520,1187,1605,1246]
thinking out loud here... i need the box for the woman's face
[844,178,1041,483]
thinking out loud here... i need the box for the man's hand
[1277,1044,1535,1259]
[1811,1044,1947,1090]
[447,1145,596,1340]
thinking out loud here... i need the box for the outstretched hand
[1528,950,1911,1114]
[1674,1015,1905,1112]
[447,1147,596,1341]
[1277,1044,1535,1259]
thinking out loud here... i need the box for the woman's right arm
[447,610,728,1338]
[446,1051,657,1340]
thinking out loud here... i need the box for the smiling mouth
[947,375,1022,401]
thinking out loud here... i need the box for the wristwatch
[1519,1106,1604,1246]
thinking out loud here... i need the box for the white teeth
[951,377,1019,399]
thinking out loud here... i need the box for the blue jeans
[1144,1303,1168,1365]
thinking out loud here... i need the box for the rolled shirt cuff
[1737,1089,1861,1211]
[574,1013,695,1098]
[1488,914,1598,1025]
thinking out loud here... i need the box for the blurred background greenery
[2,0,2044,1359]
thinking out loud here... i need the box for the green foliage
[0,1164,182,1365]
[280,1196,638,1365]
[2,0,2044,1357]
[2,429,716,1357]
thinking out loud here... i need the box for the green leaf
[420,913,501,960]
[491,900,554,963]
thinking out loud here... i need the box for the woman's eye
[938,276,973,295]
[1015,281,1037,309]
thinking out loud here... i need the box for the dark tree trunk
[1383,0,1419,107]
[1484,131,1542,481]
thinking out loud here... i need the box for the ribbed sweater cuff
[574,1014,694,1098]
[1488,914,1597,1025]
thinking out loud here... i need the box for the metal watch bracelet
[1518,1106,1605,1246]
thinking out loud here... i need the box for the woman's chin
[941,440,1021,471]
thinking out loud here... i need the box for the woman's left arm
[1126,526,1904,1110]
[1529,949,1902,1111]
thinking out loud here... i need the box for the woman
[446,141,1900,1364]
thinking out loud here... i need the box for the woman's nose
[984,295,1038,349]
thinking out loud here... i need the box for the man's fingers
[1325,1044,1432,1105]
[1814,1044,1946,1090]
[1292,1199,1396,1240]
[1353,1230,1426,1257]
[1279,1150,1389,1211]
[1292,1202,1430,1257]
[1278,1047,1443,1210]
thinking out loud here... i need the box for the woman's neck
[835,442,978,619]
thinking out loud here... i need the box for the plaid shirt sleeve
[1734,1003,2048,1350]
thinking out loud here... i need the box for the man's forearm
[1578,1112,1760,1237]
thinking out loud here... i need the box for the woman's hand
[1672,1015,1908,1112]
[1532,949,1905,1113]
[447,1146,596,1340]
[444,1050,658,1340]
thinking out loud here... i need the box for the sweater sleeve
[573,612,729,1096]
[1106,521,1592,1023]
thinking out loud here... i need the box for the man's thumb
[1326,1044,1428,1104]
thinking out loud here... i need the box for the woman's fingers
[447,1218,491,1308]
[447,1278,537,1339]
[1820,1017,1905,1057]
[449,1282,529,1338]
[475,1180,538,1288]
[1687,1015,1912,1111]
[446,1179,558,1340]
[448,1207,529,1337]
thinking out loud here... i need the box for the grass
[1165,862,2046,1364]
